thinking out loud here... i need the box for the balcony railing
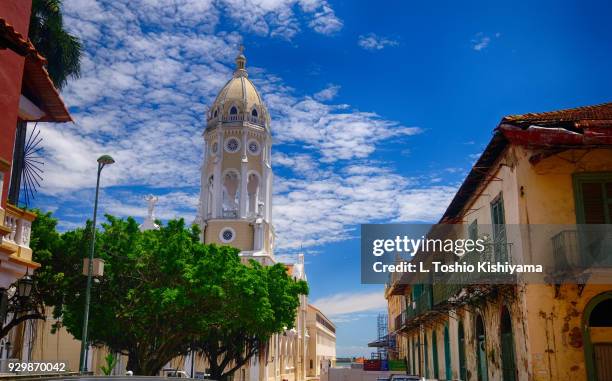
[433,282,462,306]
[394,312,404,332]
[396,290,431,330]
[430,242,515,306]
[552,229,612,273]
[415,285,433,315]
[1,204,36,263]
[206,114,266,127]
[2,207,32,248]
[222,209,238,219]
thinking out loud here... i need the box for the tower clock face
[225,137,240,153]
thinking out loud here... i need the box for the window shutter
[581,182,606,224]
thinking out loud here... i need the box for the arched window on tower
[247,173,260,216]
[213,108,218,118]
[207,175,214,218]
[250,108,258,123]
[222,171,240,218]
[229,106,239,121]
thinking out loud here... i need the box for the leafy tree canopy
[30,211,308,377]
[29,0,82,89]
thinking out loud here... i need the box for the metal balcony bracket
[577,283,586,297]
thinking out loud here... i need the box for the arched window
[251,108,258,117]
[589,298,612,326]
[584,294,612,381]
[247,173,260,216]
[207,176,214,217]
[213,109,218,118]
[501,307,517,381]
[476,314,488,381]
[230,106,238,115]
[222,171,240,218]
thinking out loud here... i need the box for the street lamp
[17,272,33,298]
[79,155,114,373]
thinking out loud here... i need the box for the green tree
[28,0,82,89]
[30,212,308,377]
[196,261,308,381]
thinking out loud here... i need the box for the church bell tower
[197,47,275,265]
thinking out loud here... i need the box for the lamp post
[79,155,114,373]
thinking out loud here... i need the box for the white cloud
[471,32,500,51]
[357,33,399,51]
[218,0,342,38]
[268,97,422,162]
[273,162,456,249]
[313,84,340,101]
[306,3,343,35]
[311,291,387,317]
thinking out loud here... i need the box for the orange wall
[0,0,32,207]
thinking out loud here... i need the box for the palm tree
[28,0,82,90]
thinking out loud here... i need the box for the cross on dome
[235,45,247,76]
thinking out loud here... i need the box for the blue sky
[34,0,612,357]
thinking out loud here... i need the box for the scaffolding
[370,313,388,360]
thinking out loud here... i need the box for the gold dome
[207,48,269,129]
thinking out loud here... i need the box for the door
[594,344,612,380]
[444,325,452,380]
[424,334,429,379]
[585,295,612,380]
[476,315,488,381]
[432,330,439,379]
[501,333,517,381]
[459,322,467,381]
[500,308,516,381]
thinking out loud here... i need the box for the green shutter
[573,173,612,224]
[491,194,508,262]
[469,220,478,241]
[432,330,439,379]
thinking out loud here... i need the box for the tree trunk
[127,352,140,375]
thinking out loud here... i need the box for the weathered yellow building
[387,103,612,381]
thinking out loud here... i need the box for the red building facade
[0,0,71,287]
